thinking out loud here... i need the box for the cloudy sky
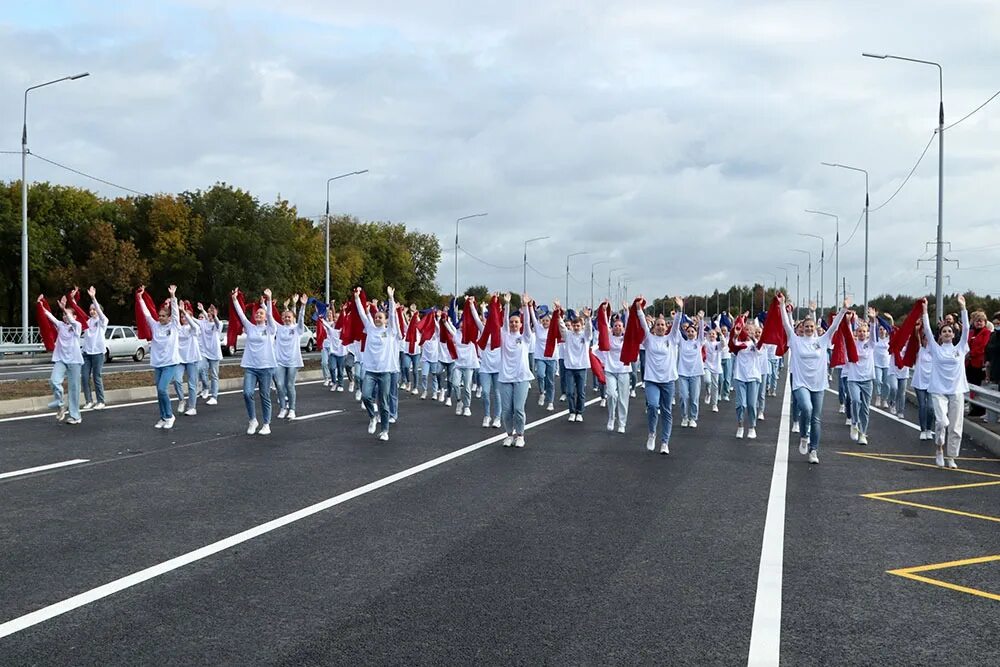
[2,0,999,309]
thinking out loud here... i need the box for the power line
[943,88,1000,132]
[29,151,148,196]
[840,208,866,247]
[457,245,520,271]
[869,131,936,212]
[525,261,562,280]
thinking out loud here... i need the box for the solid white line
[0,380,326,424]
[823,387,920,431]
[0,459,90,480]
[290,409,343,421]
[747,372,792,666]
[0,397,599,639]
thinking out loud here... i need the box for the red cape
[36,299,57,352]
[756,295,787,356]
[544,307,564,358]
[476,296,502,351]
[596,302,611,352]
[136,290,159,341]
[620,298,646,365]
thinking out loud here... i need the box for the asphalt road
[1,371,997,665]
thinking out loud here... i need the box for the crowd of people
[34,285,1000,467]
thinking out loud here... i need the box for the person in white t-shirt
[80,286,109,409]
[498,293,535,448]
[231,288,278,435]
[40,293,84,425]
[921,296,970,468]
[137,285,182,429]
[195,303,223,404]
[703,328,724,413]
[601,306,630,433]
[272,294,307,420]
[355,286,401,441]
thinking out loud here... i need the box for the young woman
[472,299,503,428]
[438,321,456,405]
[779,296,850,463]
[419,314,441,400]
[444,306,479,417]
[719,324,733,401]
[402,304,422,393]
[231,288,278,435]
[174,302,202,416]
[635,297,683,454]
[912,324,936,441]
[137,285,181,429]
[530,311,558,410]
[922,296,971,468]
[196,303,223,405]
[40,294,84,425]
[889,356,910,420]
[498,294,535,448]
[966,310,992,418]
[729,315,765,441]
[557,303,593,422]
[845,309,877,446]
[356,286,399,441]
[703,328,723,413]
[676,314,706,428]
[602,307,630,432]
[873,323,892,408]
[756,342,774,420]
[272,294,307,420]
[323,306,348,393]
[81,286,109,410]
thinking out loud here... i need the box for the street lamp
[565,251,589,306]
[325,169,368,303]
[21,72,90,344]
[608,267,626,303]
[805,210,839,307]
[775,266,788,294]
[798,233,824,313]
[821,162,869,313]
[522,235,549,295]
[454,212,488,297]
[791,249,812,316]
[590,260,610,309]
[863,52,945,320]
[761,272,777,313]
[783,263,801,318]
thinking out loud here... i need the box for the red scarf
[66,290,90,332]
[620,298,647,364]
[461,298,479,344]
[756,295,786,356]
[596,302,611,352]
[340,290,369,349]
[477,296,502,350]
[830,313,859,367]
[590,349,606,384]
[544,307,564,358]
[316,316,328,349]
[889,301,922,362]
[227,290,247,348]
[438,312,459,359]
[136,289,159,341]
[36,299,58,352]
[404,311,422,354]
[416,310,437,343]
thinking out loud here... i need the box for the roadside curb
[0,370,325,417]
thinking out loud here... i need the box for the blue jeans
[173,361,199,410]
[274,365,299,411]
[389,371,400,419]
[153,365,177,420]
[327,353,345,386]
[362,370,392,431]
[915,388,935,432]
[420,360,440,394]
[438,361,454,396]
[563,368,587,415]
[874,366,891,401]
[837,369,852,419]
[500,380,530,435]
[792,387,824,452]
[534,358,556,404]
[893,377,908,416]
[848,380,873,434]
[734,379,759,426]
[320,348,330,381]
[767,359,780,393]
[644,380,674,442]
[81,352,105,404]
[48,361,82,420]
[406,353,421,387]
[677,375,701,421]
[243,368,273,424]
[198,358,220,398]
[721,357,733,395]
[479,371,501,419]
[453,367,474,409]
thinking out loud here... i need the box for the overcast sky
[2,0,999,309]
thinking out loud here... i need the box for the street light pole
[565,252,588,306]
[784,263,801,318]
[454,212,488,297]
[325,169,368,304]
[863,52,944,320]
[590,260,609,309]
[522,235,550,295]
[608,267,626,303]
[821,162,869,313]
[799,232,825,314]
[775,266,788,295]
[792,249,812,314]
[21,72,90,344]
[805,209,839,307]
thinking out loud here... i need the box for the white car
[217,320,316,356]
[104,326,149,362]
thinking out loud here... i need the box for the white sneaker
[850,425,859,441]
[247,419,258,435]
[799,437,809,455]
[286,410,296,420]
[546,403,554,411]
[492,417,502,428]
[455,403,462,415]
[838,404,846,414]
[659,442,669,455]
[705,397,711,405]
[577,414,584,423]
[410,387,418,395]
[163,416,175,430]
[560,394,566,402]
[758,412,765,421]
[646,435,656,451]
[323,379,331,387]
[355,390,362,401]
[538,394,545,406]
[617,425,626,434]
[919,430,928,441]
[348,381,355,392]
[258,423,271,435]
[503,435,514,447]
[808,450,819,464]
[367,418,377,434]
[207,397,218,406]
[747,428,757,440]
[736,426,744,439]
[65,417,81,425]
[482,416,491,428]
[935,449,945,467]
[568,413,577,422]
[185,409,197,416]
[379,431,389,442]
[792,422,800,434]
[94,402,106,410]
[607,418,615,431]
[83,401,95,409]
[389,416,396,424]
[514,436,525,448]
[178,401,186,413]
[600,398,607,408]
[277,408,288,419]
[858,433,868,446]
[421,391,428,400]
[681,418,689,428]
[438,390,446,402]
[946,458,958,469]
[56,404,67,421]
[475,388,482,398]
[446,397,453,407]
[896,412,904,419]
[689,420,697,429]
[712,405,719,413]
[154,419,165,429]
[460,407,470,417]
[630,390,637,398]
[201,390,210,399]
[845,417,852,426]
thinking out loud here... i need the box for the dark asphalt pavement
[0,370,997,665]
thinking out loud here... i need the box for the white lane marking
[0,459,90,480]
[823,387,920,431]
[747,372,792,666]
[0,397,599,639]
[290,409,343,421]
[0,381,326,424]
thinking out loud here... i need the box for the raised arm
[583,308,593,341]
[167,286,180,328]
[231,289,252,330]
[819,301,851,347]
[469,299,486,334]
[386,287,398,337]
[136,288,156,329]
[354,289,374,332]
[958,298,971,351]
[920,301,939,353]
[89,287,108,327]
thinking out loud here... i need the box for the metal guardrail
[969,383,1000,424]
[0,326,40,345]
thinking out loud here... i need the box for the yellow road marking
[861,496,1000,523]
[865,480,1000,497]
[837,451,1000,479]
[851,453,1000,462]
[888,555,1000,602]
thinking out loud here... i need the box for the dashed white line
[0,459,90,480]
